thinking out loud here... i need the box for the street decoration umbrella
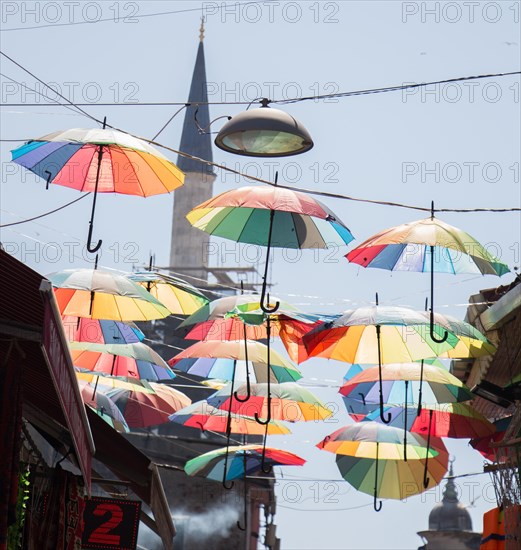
[69,342,175,381]
[178,293,318,341]
[62,316,144,344]
[340,363,472,478]
[11,125,184,253]
[178,293,321,398]
[363,402,495,439]
[106,383,191,428]
[207,382,333,423]
[470,416,512,461]
[302,299,459,425]
[185,444,305,482]
[187,183,353,465]
[168,340,302,384]
[128,270,208,315]
[49,266,170,321]
[75,370,155,393]
[346,203,509,343]
[317,423,448,510]
[78,381,129,432]
[169,401,291,436]
[186,443,305,529]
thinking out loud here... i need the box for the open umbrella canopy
[339,363,473,405]
[77,381,129,432]
[317,423,440,459]
[169,401,291,435]
[345,216,509,276]
[363,402,495,439]
[186,185,354,249]
[178,294,319,341]
[75,370,155,393]
[11,127,184,195]
[106,383,191,428]
[335,445,448,499]
[185,445,306,482]
[62,316,144,344]
[128,271,209,315]
[168,340,302,384]
[207,382,333,422]
[70,342,175,381]
[470,416,513,461]
[302,305,459,364]
[49,268,170,321]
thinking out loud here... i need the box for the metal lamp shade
[215,106,313,157]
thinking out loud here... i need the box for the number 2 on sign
[88,503,123,545]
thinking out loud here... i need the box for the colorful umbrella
[168,340,302,384]
[363,402,495,439]
[346,205,509,342]
[70,342,175,381]
[178,294,316,340]
[128,270,208,315]
[339,363,473,406]
[49,266,170,321]
[75,370,155,393]
[185,444,305,482]
[62,316,144,344]
[106,383,191,428]
[317,423,448,509]
[11,126,184,253]
[169,401,291,436]
[470,416,513,461]
[207,382,333,422]
[303,300,460,425]
[78,381,129,432]
[187,184,354,250]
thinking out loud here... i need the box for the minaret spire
[199,16,205,41]
[169,20,216,281]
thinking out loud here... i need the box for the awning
[0,249,94,490]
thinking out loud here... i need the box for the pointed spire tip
[199,16,205,42]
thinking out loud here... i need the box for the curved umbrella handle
[44,170,52,190]
[376,324,392,424]
[223,478,235,490]
[423,410,433,489]
[254,399,271,425]
[87,222,102,254]
[429,244,448,344]
[256,315,272,426]
[374,442,383,512]
[260,442,272,474]
[237,519,246,531]
[260,281,279,314]
[234,332,251,402]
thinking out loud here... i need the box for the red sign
[82,497,141,549]
[41,296,93,490]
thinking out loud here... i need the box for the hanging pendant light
[215,98,313,157]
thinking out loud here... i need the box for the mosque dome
[428,463,473,532]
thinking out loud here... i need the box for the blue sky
[1,1,520,548]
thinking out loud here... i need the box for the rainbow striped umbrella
[69,342,175,381]
[187,185,353,249]
[62,316,144,344]
[128,271,208,315]
[345,209,509,345]
[49,268,170,321]
[11,126,184,253]
[185,445,305,482]
[317,423,448,508]
[169,401,291,435]
[207,382,333,422]
[168,340,302,384]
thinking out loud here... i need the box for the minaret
[170,19,216,283]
